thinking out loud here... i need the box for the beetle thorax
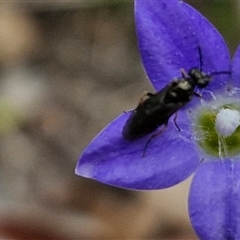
[177,80,192,91]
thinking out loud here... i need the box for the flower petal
[135,0,230,91]
[189,159,240,239]
[232,45,240,88]
[76,111,200,190]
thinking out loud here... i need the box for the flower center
[194,103,240,158]
[215,108,240,137]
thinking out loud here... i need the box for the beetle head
[188,68,211,88]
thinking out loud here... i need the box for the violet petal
[135,0,230,91]
[76,111,199,190]
[232,45,240,88]
[189,160,240,239]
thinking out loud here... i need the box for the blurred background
[0,1,239,239]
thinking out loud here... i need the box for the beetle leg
[139,91,154,104]
[123,91,153,114]
[180,68,188,78]
[123,109,135,114]
[194,92,202,98]
[142,123,168,157]
[173,112,181,132]
[142,112,182,157]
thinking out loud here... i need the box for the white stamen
[215,108,240,137]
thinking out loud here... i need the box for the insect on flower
[122,46,230,156]
[76,1,240,238]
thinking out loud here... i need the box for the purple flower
[76,0,240,239]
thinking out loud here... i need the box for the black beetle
[122,46,230,156]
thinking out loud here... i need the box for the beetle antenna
[210,71,231,76]
[197,45,203,71]
[180,68,188,78]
